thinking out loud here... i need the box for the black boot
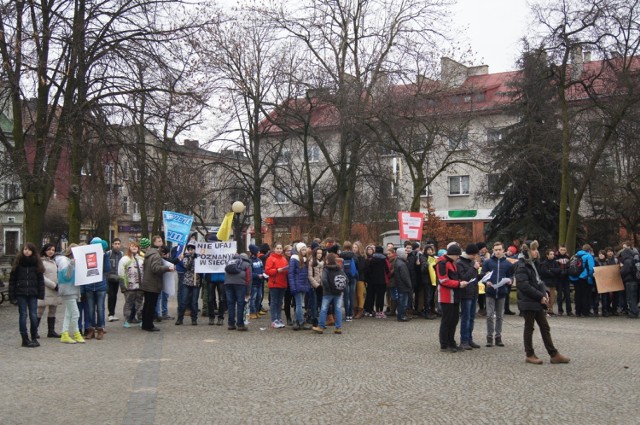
[29,334,40,347]
[495,336,504,347]
[47,317,61,338]
[21,334,31,347]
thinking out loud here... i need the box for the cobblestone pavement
[1,296,639,425]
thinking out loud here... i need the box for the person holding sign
[140,245,174,332]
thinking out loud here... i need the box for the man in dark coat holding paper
[456,244,481,350]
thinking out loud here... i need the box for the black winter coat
[619,249,637,284]
[9,257,45,300]
[455,255,479,299]
[515,259,548,312]
[394,257,412,293]
[539,258,561,288]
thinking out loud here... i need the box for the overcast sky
[453,0,533,73]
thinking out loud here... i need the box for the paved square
[1,299,638,425]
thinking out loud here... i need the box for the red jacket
[436,255,461,304]
[265,252,289,289]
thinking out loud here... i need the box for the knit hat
[375,246,384,254]
[186,242,196,250]
[520,240,539,260]
[446,244,462,256]
[310,241,319,250]
[91,237,108,251]
[411,242,420,250]
[396,248,407,260]
[249,244,260,255]
[465,243,479,255]
[296,242,307,254]
[437,249,447,257]
[507,245,518,255]
[260,243,270,253]
[476,242,487,251]
[327,244,339,254]
[139,238,151,249]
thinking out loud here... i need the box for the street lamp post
[232,201,246,254]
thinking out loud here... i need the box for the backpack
[329,269,348,292]
[343,256,357,279]
[225,258,243,274]
[633,254,640,281]
[567,255,584,277]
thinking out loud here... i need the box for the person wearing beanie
[480,241,514,347]
[456,244,481,350]
[288,243,312,330]
[514,240,570,365]
[139,238,151,251]
[339,241,358,321]
[420,244,438,319]
[436,244,468,352]
[395,248,413,322]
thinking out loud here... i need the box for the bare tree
[262,0,452,240]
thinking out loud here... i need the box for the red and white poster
[398,211,424,241]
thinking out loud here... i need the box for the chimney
[184,139,199,149]
[440,57,469,88]
[583,50,591,62]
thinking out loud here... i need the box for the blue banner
[163,211,194,244]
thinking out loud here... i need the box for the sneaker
[379,312,387,319]
[271,321,279,329]
[73,331,85,343]
[275,320,286,329]
[108,315,115,322]
[237,325,248,331]
[216,318,224,326]
[60,332,76,344]
[162,315,174,320]
[346,316,353,322]
[249,313,259,319]
[312,326,324,334]
[123,321,131,328]
[109,315,119,322]
[228,325,236,330]
[258,310,267,316]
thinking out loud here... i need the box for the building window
[419,184,433,198]
[104,163,114,184]
[122,196,129,214]
[449,175,470,196]
[487,128,506,143]
[3,183,20,200]
[122,161,129,180]
[276,148,291,165]
[132,167,141,182]
[487,173,505,195]
[275,188,290,204]
[381,179,398,199]
[448,132,469,150]
[132,201,140,214]
[308,145,320,162]
[80,160,91,176]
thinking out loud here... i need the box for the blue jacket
[481,255,513,299]
[568,250,595,285]
[250,255,265,286]
[288,255,311,294]
[82,252,110,293]
[171,245,187,273]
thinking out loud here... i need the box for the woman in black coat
[515,241,569,365]
[9,242,45,348]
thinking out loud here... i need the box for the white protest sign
[71,244,105,286]
[162,259,176,296]
[194,241,237,274]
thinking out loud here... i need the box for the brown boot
[526,355,543,365]
[550,353,570,364]
[85,327,95,340]
[354,308,364,319]
[96,328,105,340]
[326,314,335,326]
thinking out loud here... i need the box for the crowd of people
[8,233,639,363]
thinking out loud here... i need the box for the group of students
[8,233,637,365]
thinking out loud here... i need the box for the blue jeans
[17,296,38,337]
[319,294,343,329]
[307,290,318,325]
[225,284,247,327]
[397,291,410,320]
[460,298,477,344]
[155,291,170,317]
[293,292,306,324]
[250,283,263,314]
[269,287,285,323]
[178,284,200,320]
[343,276,356,317]
[85,290,106,328]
